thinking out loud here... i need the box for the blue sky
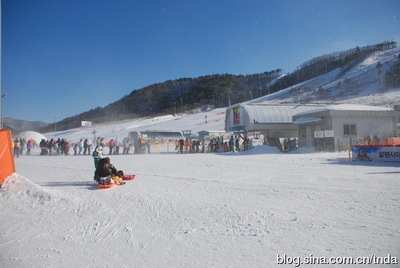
[2,0,400,122]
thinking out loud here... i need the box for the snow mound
[14,131,47,143]
[287,146,316,154]
[1,173,53,204]
[238,145,282,155]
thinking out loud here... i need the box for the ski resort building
[224,104,326,149]
[225,103,399,152]
[293,104,399,151]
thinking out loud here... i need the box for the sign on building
[314,130,334,138]
[81,121,92,127]
[233,107,241,125]
[314,131,324,138]
[324,130,334,137]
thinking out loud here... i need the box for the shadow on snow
[40,181,103,191]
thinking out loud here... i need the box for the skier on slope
[94,157,125,185]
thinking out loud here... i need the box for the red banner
[233,107,240,125]
[0,129,16,185]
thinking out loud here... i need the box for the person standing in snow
[229,136,235,152]
[108,139,115,155]
[83,139,88,155]
[92,140,104,168]
[178,139,184,154]
[39,139,48,155]
[87,139,93,155]
[78,139,84,155]
[248,138,253,150]
[114,138,120,154]
[59,139,65,155]
[20,138,26,155]
[26,140,32,155]
[73,143,78,155]
[242,138,248,151]
[14,138,20,158]
[235,137,241,152]
[145,139,150,154]
[64,140,70,155]
[122,138,129,154]
[184,139,190,153]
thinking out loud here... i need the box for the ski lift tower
[182,130,192,139]
[92,130,97,141]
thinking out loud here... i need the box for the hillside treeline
[385,53,400,90]
[269,41,397,93]
[37,41,397,133]
[38,70,282,132]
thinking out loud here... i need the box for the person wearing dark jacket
[83,139,88,155]
[39,139,48,155]
[94,157,125,185]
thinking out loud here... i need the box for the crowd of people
[12,134,294,157]
[175,136,255,154]
[11,138,36,158]
[33,137,136,156]
[11,137,136,157]
[37,138,94,156]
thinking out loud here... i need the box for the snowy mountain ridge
[248,46,400,106]
[4,117,49,133]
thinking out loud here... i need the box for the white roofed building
[225,103,326,150]
[225,104,326,137]
[225,103,399,152]
[293,104,399,151]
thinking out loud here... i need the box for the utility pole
[54,117,57,136]
[174,101,176,115]
[180,98,183,113]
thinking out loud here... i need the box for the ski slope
[2,148,399,267]
[43,107,227,143]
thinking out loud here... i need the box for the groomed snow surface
[1,147,399,267]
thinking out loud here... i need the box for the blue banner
[352,146,400,162]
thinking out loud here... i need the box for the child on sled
[94,157,125,185]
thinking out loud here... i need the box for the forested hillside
[37,41,398,133]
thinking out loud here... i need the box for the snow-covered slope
[2,149,399,267]
[43,108,227,142]
[3,101,400,267]
[249,47,400,107]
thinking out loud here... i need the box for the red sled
[98,183,117,189]
[122,175,136,180]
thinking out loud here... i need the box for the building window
[343,124,357,136]
[299,127,306,137]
